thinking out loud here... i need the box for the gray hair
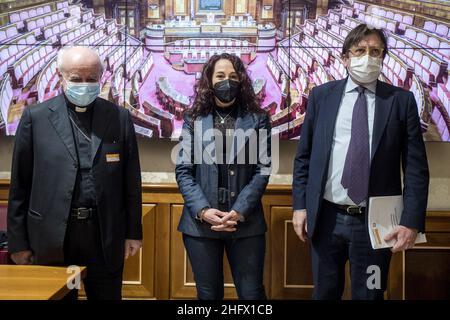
[57,46,104,74]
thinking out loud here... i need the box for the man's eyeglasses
[348,46,384,58]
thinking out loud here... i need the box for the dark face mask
[213,79,240,103]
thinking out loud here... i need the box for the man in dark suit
[7,46,143,300]
[292,24,429,299]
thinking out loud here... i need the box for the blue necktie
[341,86,370,205]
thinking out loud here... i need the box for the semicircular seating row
[0,1,158,137]
[265,1,449,140]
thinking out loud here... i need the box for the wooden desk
[0,265,86,300]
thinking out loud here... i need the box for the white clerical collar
[75,106,87,113]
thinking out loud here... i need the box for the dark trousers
[63,215,123,300]
[310,201,392,300]
[183,234,266,300]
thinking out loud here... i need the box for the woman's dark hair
[187,53,265,120]
[342,24,388,58]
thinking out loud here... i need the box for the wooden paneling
[261,0,274,20]
[269,204,355,300]
[405,249,450,299]
[174,0,187,15]
[160,0,268,22]
[169,204,238,299]
[122,204,156,298]
[154,202,171,299]
[270,205,313,299]
[147,0,161,19]
[235,0,248,14]
[0,180,449,299]
[248,0,257,19]
[393,213,450,300]
[0,201,6,231]
[164,0,174,16]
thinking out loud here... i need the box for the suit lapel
[323,79,347,156]
[200,113,217,167]
[48,95,77,162]
[90,98,113,165]
[371,80,394,160]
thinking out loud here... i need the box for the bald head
[57,46,104,82]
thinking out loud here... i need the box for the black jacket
[7,94,142,270]
[176,110,271,238]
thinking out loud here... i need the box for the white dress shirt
[323,76,377,206]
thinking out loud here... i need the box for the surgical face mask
[347,55,382,84]
[213,79,240,104]
[63,79,100,107]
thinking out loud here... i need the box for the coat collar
[48,94,113,165]
[48,94,77,162]
[371,80,395,160]
[345,75,377,94]
[322,77,394,160]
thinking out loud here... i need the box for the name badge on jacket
[106,153,120,163]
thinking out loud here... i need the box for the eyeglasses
[348,46,384,58]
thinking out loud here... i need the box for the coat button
[229,170,235,176]
[230,192,235,197]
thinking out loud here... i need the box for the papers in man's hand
[368,196,426,249]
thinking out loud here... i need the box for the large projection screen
[0,0,448,141]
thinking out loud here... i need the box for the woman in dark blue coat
[175,53,271,300]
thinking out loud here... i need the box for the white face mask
[63,79,100,107]
[347,55,382,84]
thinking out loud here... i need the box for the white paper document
[368,195,427,249]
